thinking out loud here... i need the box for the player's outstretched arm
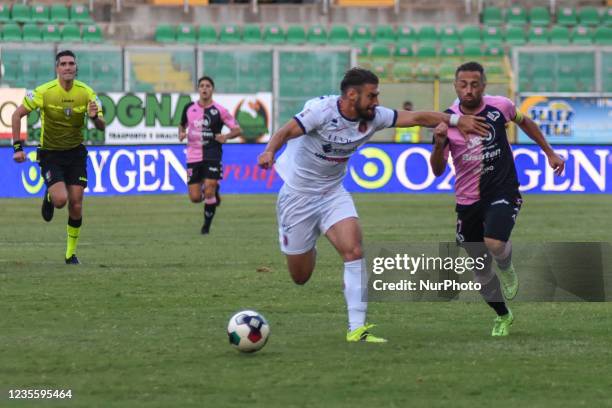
[518,116,565,176]
[395,110,489,138]
[11,105,30,163]
[257,118,304,169]
[430,123,449,177]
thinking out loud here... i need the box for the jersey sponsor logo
[462,148,501,162]
[483,123,496,143]
[314,153,349,162]
[62,99,75,103]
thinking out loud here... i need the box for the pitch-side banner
[517,96,612,144]
[0,144,610,198]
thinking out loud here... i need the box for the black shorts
[455,194,522,243]
[187,160,222,184]
[37,144,88,188]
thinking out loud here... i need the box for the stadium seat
[242,25,261,43]
[484,46,504,56]
[369,43,391,57]
[198,26,217,43]
[549,26,570,45]
[417,26,438,45]
[375,25,395,43]
[440,45,458,56]
[528,27,549,44]
[264,25,285,44]
[482,26,503,46]
[462,45,483,57]
[482,6,503,25]
[461,25,482,45]
[397,26,417,42]
[2,23,22,41]
[578,7,600,26]
[328,25,351,44]
[594,26,612,44]
[61,23,81,42]
[176,24,196,44]
[416,44,437,57]
[394,42,413,57]
[31,4,49,23]
[438,63,456,80]
[506,6,527,26]
[82,24,103,42]
[0,4,10,23]
[439,26,460,46]
[70,5,93,23]
[42,24,61,42]
[286,25,306,44]
[529,6,550,27]
[22,23,42,41]
[415,63,436,81]
[219,25,241,43]
[355,45,369,57]
[155,24,176,43]
[352,24,372,45]
[392,63,413,81]
[571,26,593,44]
[307,25,327,43]
[11,4,32,23]
[50,5,70,23]
[557,7,577,26]
[505,26,526,45]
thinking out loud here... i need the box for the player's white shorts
[276,183,358,255]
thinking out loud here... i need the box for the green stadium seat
[461,25,482,45]
[439,26,460,46]
[11,4,32,23]
[415,63,436,81]
[50,5,70,23]
[528,26,549,44]
[329,25,350,44]
[594,26,612,44]
[482,6,503,25]
[557,7,577,26]
[506,6,527,26]
[462,45,483,57]
[397,26,416,42]
[484,46,504,56]
[176,24,196,44]
[307,25,327,43]
[417,26,438,45]
[355,45,369,57]
[0,4,10,23]
[219,25,241,43]
[571,26,593,44]
[32,4,49,23]
[22,23,42,41]
[286,25,306,44]
[42,24,61,42]
[70,4,92,23]
[440,45,459,56]
[198,26,217,43]
[82,24,103,42]
[155,24,175,43]
[529,6,550,27]
[394,42,413,57]
[505,26,526,45]
[264,25,285,43]
[416,44,436,57]
[482,26,503,46]
[375,25,395,43]
[2,23,22,41]
[605,8,612,26]
[439,63,456,80]
[549,26,570,45]
[242,25,261,43]
[61,23,81,42]
[578,7,600,26]
[352,24,372,45]
[369,43,391,57]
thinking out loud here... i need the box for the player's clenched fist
[257,151,275,169]
[433,122,448,145]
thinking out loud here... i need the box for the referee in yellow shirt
[11,50,105,264]
[394,100,421,143]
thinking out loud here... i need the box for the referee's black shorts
[37,144,88,188]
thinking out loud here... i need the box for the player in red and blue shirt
[430,62,565,336]
[179,76,241,234]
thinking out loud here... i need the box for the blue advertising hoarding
[0,144,610,198]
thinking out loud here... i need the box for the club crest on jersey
[64,108,72,117]
[487,111,501,122]
[210,108,218,115]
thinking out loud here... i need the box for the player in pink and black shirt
[430,62,565,336]
[179,76,242,234]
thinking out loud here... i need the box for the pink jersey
[443,95,520,205]
[181,100,238,163]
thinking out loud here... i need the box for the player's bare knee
[342,245,363,262]
[68,201,82,214]
[484,238,505,256]
[53,196,68,208]
[189,193,202,203]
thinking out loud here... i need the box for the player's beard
[356,104,376,121]
[460,95,482,110]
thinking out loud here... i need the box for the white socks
[344,258,367,332]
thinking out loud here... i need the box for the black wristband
[13,140,24,153]
[89,115,98,120]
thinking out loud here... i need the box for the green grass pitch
[1,194,611,407]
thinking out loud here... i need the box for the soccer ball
[227,310,270,353]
